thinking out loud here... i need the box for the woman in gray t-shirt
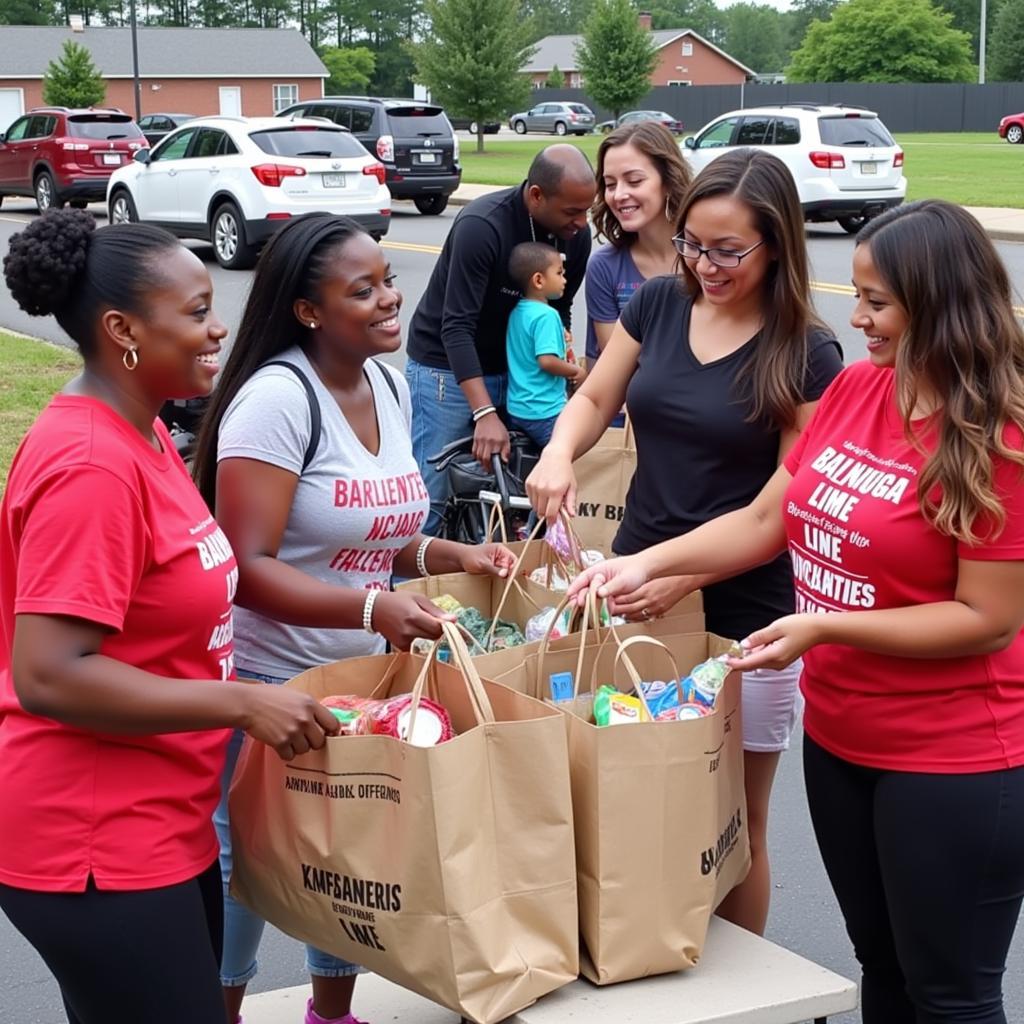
[193,214,515,1024]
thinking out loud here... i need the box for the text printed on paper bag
[302,862,401,952]
[700,808,743,878]
[285,772,401,804]
[575,502,625,522]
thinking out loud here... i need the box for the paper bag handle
[608,634,682,720]
[407,621,496,738]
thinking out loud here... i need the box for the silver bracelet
[416,536,435,577]
[362,589,379,633]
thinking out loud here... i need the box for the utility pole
[129,0,142,121]
[979,0,987,85]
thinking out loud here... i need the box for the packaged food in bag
[321,693,454,746]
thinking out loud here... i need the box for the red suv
[0,107,146,212]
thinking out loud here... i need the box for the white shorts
[741,659,804,753]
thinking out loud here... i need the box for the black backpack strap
[370,357,400,406]
[262,360,321,473]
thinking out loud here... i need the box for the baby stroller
[159,396,208,462]
[428,431,541,545]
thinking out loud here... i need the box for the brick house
[0,24,327,131]
[524,15,754,89]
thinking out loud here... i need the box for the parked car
[0,106,146,212]
[137,112,196,148]
[681,103,906,234]
[448,116,501,134]
[276,96,461,214]
[509,102,595,136]
[597,110,684,135]
[998,112,1024,144]
[106,115,391,270]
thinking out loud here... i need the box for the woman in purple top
[585,121,693,366]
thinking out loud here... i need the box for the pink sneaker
[303,997,369,1024]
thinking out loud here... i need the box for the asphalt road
[2,200,1024,1024]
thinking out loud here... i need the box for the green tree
[42,39,105,107]
[546,63,565,88]
[722,2,786,74]
[576,0,658,120]
[320,44,376,91]
[988,0,1024,79]
[0,0,57,24]
[934,0,1005,57]
[649,0,723,40]
[412,0,534,152]
[522,0,593,40]
[783,0,839,55]
[787,0,975,83]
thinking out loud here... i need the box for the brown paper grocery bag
[481,615,750,984]
[229,622,579,1024]
[568,420,636,551]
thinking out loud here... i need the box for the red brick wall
[651,37,746,87]
[0,77,323,118]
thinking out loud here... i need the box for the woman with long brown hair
[528,148,843,934]
[585,120,692,369]
[566,199,1024,1023]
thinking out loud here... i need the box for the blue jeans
[405,358,507,535]
[507,411,561,449]
[214,671,362,986]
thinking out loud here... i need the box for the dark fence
[527,82,1024,133]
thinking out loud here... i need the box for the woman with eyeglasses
[527,148,843,936]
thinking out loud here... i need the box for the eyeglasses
[671,236,765,268]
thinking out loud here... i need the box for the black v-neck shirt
[615,275,844,639]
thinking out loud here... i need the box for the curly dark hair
[591,120,693,247]
[3,209,179,355]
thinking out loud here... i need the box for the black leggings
[0,860,224,1024]
[804,735,1024,1024]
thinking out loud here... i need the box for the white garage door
[0,89,25,133]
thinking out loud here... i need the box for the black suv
[276,96,461,215]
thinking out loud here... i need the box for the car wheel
[414,195,449,215]
[514,120,527,135]
[1007,124,1023,144]
[109,190,138,225]
[34,172,63,213]
[468,121,479,135]
[211,202,257,270]
[837,214,870,235]
[554,121,567,136]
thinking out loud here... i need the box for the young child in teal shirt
[505,242,587,448]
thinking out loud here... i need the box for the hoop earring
[122,346,139,371]
[664,195,672,222]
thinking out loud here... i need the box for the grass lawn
[0,332,78,488]
[460,131,1024,208]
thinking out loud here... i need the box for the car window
[138,116,153,130]
[249,126,367,158]
[568,104,591,114]
[771,117,801,145]
[736,116,772,146]
[818,115,895,147]
[27,115,55,139]
[152,127,197,161]
[386,107,449,135]
[191,128,227,159]
[5,117,31,141]
[218,133,239,156]
[68,115,144,140]
[696,117,738,149]
[350,107,374,132]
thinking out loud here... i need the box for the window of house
[273,84,299,113]
[681,41,693,56]
[667,80,692,86]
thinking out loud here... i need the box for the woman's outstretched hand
[565,554,651,607]
[726,614,822,671]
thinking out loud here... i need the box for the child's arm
[538,353,586,382]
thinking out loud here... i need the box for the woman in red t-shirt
[0,210,339,1024]
[566,200,1024,1024]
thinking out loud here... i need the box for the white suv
[681,103,906,234]
[107,116,392,269]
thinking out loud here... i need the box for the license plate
[417,152,438,164]
[859,162,877,175]
[322,173,346,188]
[102,153,121,165]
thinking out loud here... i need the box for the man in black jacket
[405,144,595,534]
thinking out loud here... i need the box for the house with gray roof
[524,15,754,89]
[0,23,327,130]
